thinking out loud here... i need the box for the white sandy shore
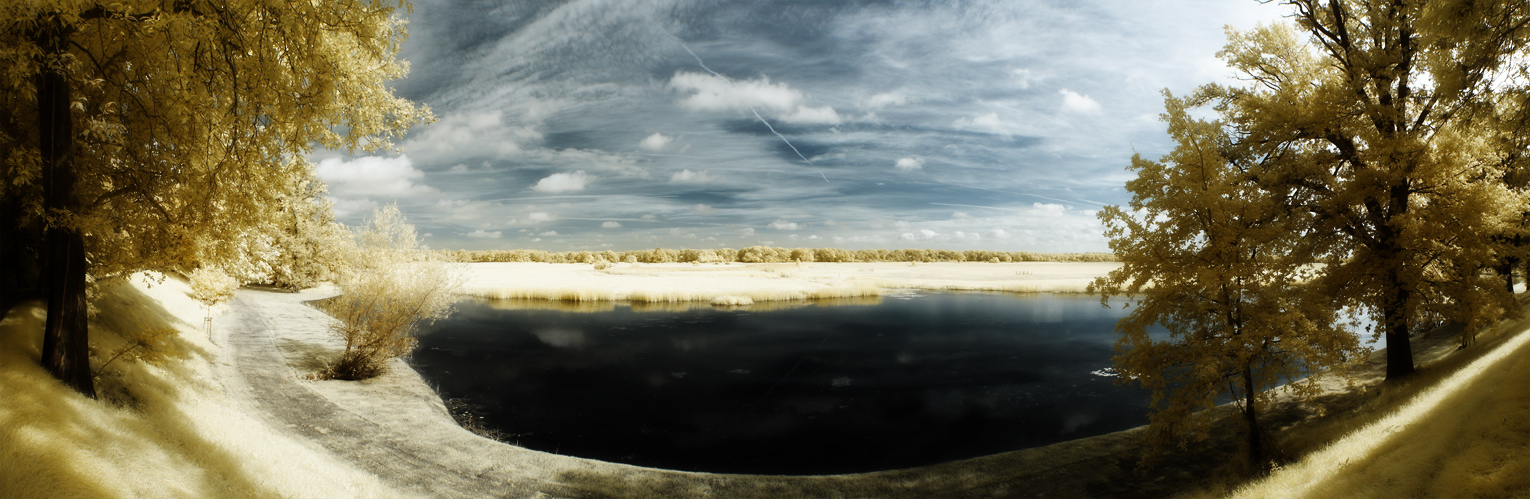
[460,261,1120,303]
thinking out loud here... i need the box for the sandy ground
[460,262,1119,304]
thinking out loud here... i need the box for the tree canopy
[0,0,429,395]
[1092,91,1356,470]
[1097,0,1530,471]
[1206,0,1530,379]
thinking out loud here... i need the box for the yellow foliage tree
[0,0,430,396]
[1092,92,1358,471]
[1211,1,1530,379]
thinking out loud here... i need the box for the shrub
[318,262,457,380]
[319,205,459,380]
[187,266,239,308]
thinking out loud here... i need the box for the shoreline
[7,270,1525,497]
[458,261,1120,305]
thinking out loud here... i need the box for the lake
[410,292,1152,475]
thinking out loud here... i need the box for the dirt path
[211,285,1486,499]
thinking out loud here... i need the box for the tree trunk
[35,22,94,398]
[1504,257,1520,294]
[1381,270,1415,381]
[1241,365,1265,473]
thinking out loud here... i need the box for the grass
[1217,312,1530,498]
[0,273,403,499]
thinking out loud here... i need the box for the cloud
[1010,68,1036,89]
[467,229,502,239]
[1059,89,1102,113]
[330,198,379,219]
[692,204,715,214]
[865,92,908,109]
[405,111,540,161]
[895,157,924,171]
[527,211,554,222]
[767,220,800,230]
[740,228,755,236]
[952,112,1009,137]
[780,105,842,125]
[669,71,841,125]
[602,221,622,228]
[539,230,558,236]
[639,133,672,151]
[669,169,713,184]
[314,155,436,198]
[532,170,591,193]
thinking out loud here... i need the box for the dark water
[411,293,1151,475]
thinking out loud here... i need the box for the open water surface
[411,292,1153,475]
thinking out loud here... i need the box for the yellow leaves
[0,0,431,284]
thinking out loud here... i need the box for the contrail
[749,108,813,166]
[669,31,829,184]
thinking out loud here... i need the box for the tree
[1092,92,1357,471]
[0,1,429,396]
[1212,2,1530,379]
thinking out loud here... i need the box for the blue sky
[314,0,1288,252]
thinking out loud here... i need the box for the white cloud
[692,204,715,214]
[330,198,379,219]
[406,110,539,161]
[641,214,657,221]
[865,92,908,109]
[740,228,756,236]
[314,155,436,198]
[527,212,554,222]
[669,169,713,184]
[539,230,558,236]
[895,157,924,171]
[602,221,622,228]
[780,105,842,125]
[669,71,841,125]
[467,229,502,239]
[952,112,1009,137]
[532,170,591,193]
[767,220,800,230]
[672,71,801,112]
[639,132,672,151]
[1059,89,1102,114]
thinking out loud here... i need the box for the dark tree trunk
[1503,257,1520,294]
[1241,365,1264,473]
[1382,271,1415,381]
[35,22,94,398]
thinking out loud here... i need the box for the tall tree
[0,0,429,396]
[1092,92,1356,471]
[1213,1,1530,379]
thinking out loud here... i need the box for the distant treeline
[438,247,1117,264]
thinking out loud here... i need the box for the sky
[313,0,1291,253]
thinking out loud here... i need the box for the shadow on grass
[0,279,284,498]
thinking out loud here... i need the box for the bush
[318,262,456,380]
[318,205,459,380]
